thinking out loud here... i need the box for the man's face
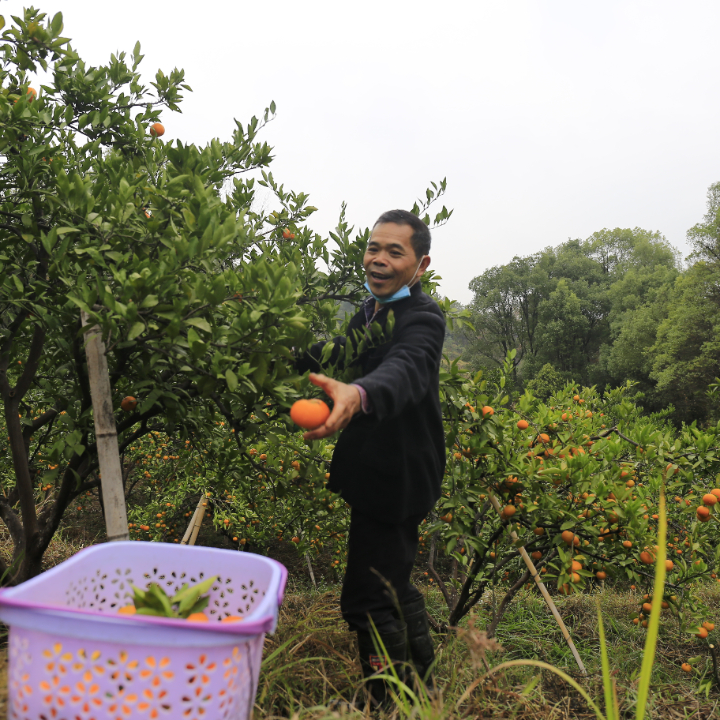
[363,223,430,299]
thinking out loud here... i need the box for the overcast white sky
[7,0,720,303]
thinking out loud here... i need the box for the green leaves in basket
[130,575,218,618]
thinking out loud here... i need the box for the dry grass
[251,581,720,719]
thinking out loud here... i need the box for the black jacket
[299,283,446,523]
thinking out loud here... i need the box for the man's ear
[417,255,431,278]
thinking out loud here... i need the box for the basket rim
[0,542,287,636]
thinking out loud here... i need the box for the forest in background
[451,181,720,426]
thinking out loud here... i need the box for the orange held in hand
[290,398,330,429]
[150,122,165,137]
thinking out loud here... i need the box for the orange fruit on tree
[121,396,138,412]
[533,526,545,536]
[290,398,331,429]
[502,505,516,518]
[26,87,37,101]
[711,488,720,499]
[187,612,210,623]
[681,662,692,673]
[665,559,674,571]
[696,506,711,522]
[150,122,165,137]
[696,627,709,639]
[440,512,453,523]
[517,419,529,430]
[702,621,715,631]
[481,406,494,417]
[639,550,655,565]
[291,536,300,543]
[561,530,575,545]
[595,570,607,581]
[702,493,717,506]
[531,551,542,560]
[571,560,582,572]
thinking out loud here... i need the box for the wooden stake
[181,495,208,546]
[305,551,317,589]
[81,311,129,543]
[488,491,587,675]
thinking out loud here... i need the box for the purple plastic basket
[0,541,287,720]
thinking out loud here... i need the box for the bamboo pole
[488,491,587,675]
[81,311,129,543]
[181,495,208,546]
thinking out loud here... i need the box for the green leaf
[225,369,238,392]
[128,322,144,340]
[185,317,212,333]
[140,295,158,308]
[597,601,618,720]
[50,12,63,34]
[636,489,667,720]
[187,595,210,616]
[176,587,202,616]
[148,584,174,616]
[193,575,219,596]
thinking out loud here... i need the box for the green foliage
[465,228,679,395]
[0,8,458,582]
[650,262,720,423]
[525,363,565,401]
[130,575,218,618]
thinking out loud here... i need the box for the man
[298,209,446,705]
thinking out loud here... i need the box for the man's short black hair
[373,209,431,259]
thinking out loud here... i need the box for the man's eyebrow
[367,241,407,251]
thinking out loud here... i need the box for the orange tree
[0,7,453,582]
[120,265,462,572]
[425,350,720,638]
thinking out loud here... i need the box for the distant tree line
[461,182,720,425]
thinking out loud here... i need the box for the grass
[0,500,718,718]
[251,579,720,719]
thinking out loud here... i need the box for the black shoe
[355,623,408,709]
[399,597,436,691]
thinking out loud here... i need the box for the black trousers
[340,507,424,634]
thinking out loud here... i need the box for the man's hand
[302,373,362,441]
